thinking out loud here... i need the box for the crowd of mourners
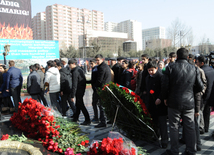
[1,48,214,155]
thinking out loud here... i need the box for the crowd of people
[0,48,214,155]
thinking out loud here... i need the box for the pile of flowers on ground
[9,98,89,154]
[87,137,136,155]
[98,82,153,140]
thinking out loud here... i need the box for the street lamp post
[77,15,90,62]
[3,43,10,66]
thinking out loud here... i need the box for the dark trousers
[182,113,201,147]
[49,92,61,113]
[168,108,196,155]
[40,90,48,106]
[158,115,168,145]
[202,102,211,131]
[195,114,201,147]
[10,86,21,112]
[98,100,106,124]
[150,111,168,145]
[67,94,76,114]
[31,94,41,102]
[2,97,13,108]
[73,94,90,122]
[92,91,99,119]
[61,93,76,116]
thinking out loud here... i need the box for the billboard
[0,0,32,39]
[0,39,59,60]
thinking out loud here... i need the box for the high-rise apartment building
[104,20,142,51]
[32,12,46,40]
[44,4,104,50]
[104,22,118,32]
[142,27,165,50]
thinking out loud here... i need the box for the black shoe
[107,120,112,124]
[179,138,185,144]
[161,143,168,149]
[182,150,194,155]
[95,123,107,128]
[200,130,204,134]
[205,129,208,133]
[165,149,173,155]
[80,121,91,125]
[72,118,79,123]
[66,106,69,112]
[197,145,201,151]
[91,118,99,123]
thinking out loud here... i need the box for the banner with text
[0,0,32,39]
[0,39,59,60]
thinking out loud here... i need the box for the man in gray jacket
[35,63,48,106]
[27,65,41,101]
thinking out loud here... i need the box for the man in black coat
[56,62,76,117]
[162,48,203,155]
[196,56,214,133]
[140,54,149,107]
[95,54,111,128]
[34,63,48,106]
[69,58,90,125]
[27,65,41,101]
[86,59,99,123]
[111,57,124,83]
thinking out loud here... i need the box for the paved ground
[1,88,214,155]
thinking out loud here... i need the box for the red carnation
[134,97,138,102]
[150,90,155,94]
[130,92,135,96]
[81,141,86,146]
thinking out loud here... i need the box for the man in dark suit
[69,58,90,125]
[196,56,214,133]
[35,63,48,106]
[6,60,23,112]
[86,59,99,123]
[140,54,150,107]
[27,65,41,101]
[95,54,111,128]
[111,57,124,83]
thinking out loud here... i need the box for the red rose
[81,141,85,146]
[85,140,89,144]
[150,90,155,94]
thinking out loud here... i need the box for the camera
[208,51,214,67]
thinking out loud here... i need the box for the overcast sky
[32,0,214,46]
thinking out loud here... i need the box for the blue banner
[0,39,59,60]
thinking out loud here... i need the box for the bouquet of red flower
[9,98,89,154]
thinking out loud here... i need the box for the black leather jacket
[162,59,204,110]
